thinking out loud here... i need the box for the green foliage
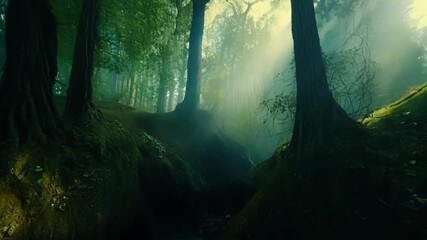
[52,0,193,110]
[98,0,185,72]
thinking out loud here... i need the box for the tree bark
[176,0,208,113]
[64,0,99,117]
[0,0,60,144]
[290,0,356,161]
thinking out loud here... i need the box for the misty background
[200,0,427,162]
[1,0,426,163]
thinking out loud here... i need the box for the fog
[202,0,427,162]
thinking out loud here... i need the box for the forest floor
[226,83,427,239]
[0,83,426,240]
[0,98,255,239]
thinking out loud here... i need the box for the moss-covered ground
[225,83,427,239]
[0,100,254,239]
[2,83,426,239]
[0,115,147,239]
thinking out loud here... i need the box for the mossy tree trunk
[290,0,357,168]
[176,0,209,113]
[65,0,99,117]
[0,0,60,145]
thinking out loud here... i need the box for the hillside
[1,83,426,240]
[226,83,427,239]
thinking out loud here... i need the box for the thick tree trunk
[290,0,356,160]
[64,0,99,117]
[176,0,208,113]
[0,0,60,144]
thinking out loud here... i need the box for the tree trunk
[139,71,147,108]
[176,0,208,113]
[167,88,175,112]
[111,72,117,95]
[0,0,60,145]
[133,73,140,107]
[120,75,126,94]
[128,71,135,106]
[290,0,356,161]
[64,0,99,117]
[177,40,187,105]
[156,49,170,113]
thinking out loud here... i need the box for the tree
[64,0,100,117]
[289,0,358,163]
[0,0,60,144]
[176,0,210,113]
[0,0,7,72]
[156,45,172,113]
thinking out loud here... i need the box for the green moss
[363,83,427,129]
[0,185,27,240]
[0,113,147,239]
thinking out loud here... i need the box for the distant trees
[202,0,269,109]
[289,0,358,159]
[84,0,191,112]
[65,0,100,117]
[0,0,60,144]
[156,45,172,113]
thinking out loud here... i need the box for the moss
[363,83,427,129]
[0,113,147,239]
[0,185,27,240]
[0,100,254,239]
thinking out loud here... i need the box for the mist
[200,0,427,162]
[46,0,427,163]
